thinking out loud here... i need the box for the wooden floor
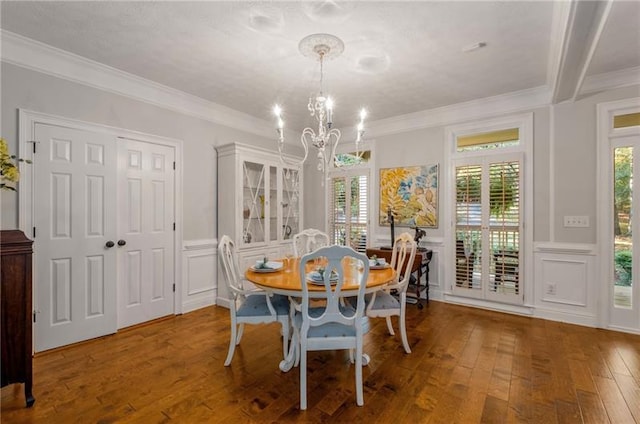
[2,301,640,423]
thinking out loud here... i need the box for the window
[457,128,519,152]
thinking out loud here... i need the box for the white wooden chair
[294,245,370,410]
[366,232,416,353]
[218,235,290,366]
[292,228,330,257]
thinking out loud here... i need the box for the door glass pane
[614,147,633,308]
[330,177,347,245]
[268,166,277,243]
[348,175,368,252]
[455,165,482,289]
[281,167,299,241]
[489,161,520,295]
[242,161,264,244]
[329,174,369,252]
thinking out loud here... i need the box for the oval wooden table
[246,258,396,371]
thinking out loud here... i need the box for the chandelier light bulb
[360,109,367,121]
[274,105,282,117]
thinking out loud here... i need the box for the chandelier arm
[326,128,341,169]
[278,138,307,167]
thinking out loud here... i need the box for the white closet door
[117,139,175,329]
[33,123,118,352]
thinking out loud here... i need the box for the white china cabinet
[216,143,303,305]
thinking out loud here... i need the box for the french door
[328,170,369,252]
[452,153,523,304]
[610,135,640,330]
[117,139,176,329]
[33,123,118,351]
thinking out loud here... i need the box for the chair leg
[355,339,364,406]
[385,316,395,336]
[399,306,411,354]
[300,342,307,410]
[224,322,238,366]
[236,323,245,345]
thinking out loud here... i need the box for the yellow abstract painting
[379,164,438,228]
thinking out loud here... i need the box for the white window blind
[329,174,368,252]
[454,157,522,302]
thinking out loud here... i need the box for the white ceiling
[1,1,639,133]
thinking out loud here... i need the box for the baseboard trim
[182,294,216,314]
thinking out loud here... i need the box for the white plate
[307,272,338,285]
[250,261,283,273]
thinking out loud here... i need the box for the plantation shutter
[329,173,369,252]
[455,164,483,290]
[453,154,522,304]
[489,161,521,297]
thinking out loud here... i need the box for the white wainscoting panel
[182,239,217,313]
[533,243,598,327]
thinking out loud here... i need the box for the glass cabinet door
[267,165,278,243]
[281,167,300,241]
[242,160,265,246]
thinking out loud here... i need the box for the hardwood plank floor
[2,302,640,423]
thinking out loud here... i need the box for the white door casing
[33,123,118,352]
[117,138,176,329]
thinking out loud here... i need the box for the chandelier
[274,33,366,176]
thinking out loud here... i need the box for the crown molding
[580,66,640,96]
[366,85,551,138]
[0,30,274,138]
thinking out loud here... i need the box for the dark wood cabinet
[366,247,432,307]
[1,230,35,407]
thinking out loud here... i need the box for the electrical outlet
[563,215,589,227]
[546,282,556,295]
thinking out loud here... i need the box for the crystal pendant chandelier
[274,33,366,177]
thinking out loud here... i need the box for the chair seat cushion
[237,293,289,317]
[367,291,400,311]
[294,306,370,337]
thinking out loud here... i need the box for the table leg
[279,329,298,372]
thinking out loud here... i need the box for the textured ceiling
[1,1,638,133]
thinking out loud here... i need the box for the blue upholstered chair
[218,235,290,366]
[294,245,369,409]
[365,232,416,353]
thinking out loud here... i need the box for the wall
[0,62,273,239]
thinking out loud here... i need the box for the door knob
[117,239,127,246]
[105,240,115,248]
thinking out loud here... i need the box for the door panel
[610,136,640,330]
[117,139,175,329]
[34,123,117,352]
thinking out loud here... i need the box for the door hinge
[33,227,36,238]
[33,143,36,154]
[173,161,176,170]
[173,222,176,231]
[173,283,176,293]
[33,311,37,323]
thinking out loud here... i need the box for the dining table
[245,257,396,372]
